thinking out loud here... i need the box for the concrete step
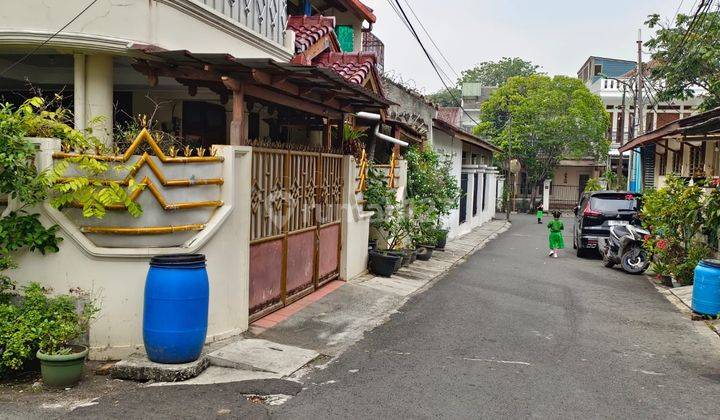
[207,338,319,377]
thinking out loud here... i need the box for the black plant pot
[660,275,674,288]
[368,239,378,251]
[369,251,402,277]
[435,229,449,251]
[385,250,412,267]
[416,245,435,261]
[408,249,418,264]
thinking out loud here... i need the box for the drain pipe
[355,112,408,160]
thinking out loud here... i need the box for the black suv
[573,191,641,257]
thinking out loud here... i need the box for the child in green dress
[536,204,544,224]
[547,210,564,258]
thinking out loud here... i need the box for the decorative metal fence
[249,148,343,319]
[549,185,582,209]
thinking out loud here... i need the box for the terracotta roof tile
[436,107,463,127]
[287,15,337,54]
[315,52,377,85]
[339,0,376,23]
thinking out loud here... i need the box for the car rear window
[590,195,639,212]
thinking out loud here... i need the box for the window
[689,143,706,176]
[672,150,682,174]
[593,64,602,76]
[658,153,667,176]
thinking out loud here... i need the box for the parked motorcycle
[602,223,650,274]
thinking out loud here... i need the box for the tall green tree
[458,57,541,86]
[475,75,610,201]
[426,87,461,107]
[426,57,541,107]
[645,10,720,109]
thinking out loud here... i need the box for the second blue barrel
[692,259,720,316]
[143,254,209,364]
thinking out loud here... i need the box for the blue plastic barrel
[143,254,209,364]
[692,259,720,316]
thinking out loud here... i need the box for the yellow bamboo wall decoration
[53,128,224,163]
[355,147,369,193]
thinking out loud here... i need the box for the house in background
[619,107,720,188]
[579,56,704,191]
[432,107,501,239]
[460,82,497,133]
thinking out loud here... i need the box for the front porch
[3,47,392,359]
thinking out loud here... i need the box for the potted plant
[364,165,403,275]
[32,284,98,387]
[435,228,450,251]
[405,146,460,253]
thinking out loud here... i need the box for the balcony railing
[196,0,288,45]
[362,31,384,73]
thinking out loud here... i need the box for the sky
[364,0,689,93]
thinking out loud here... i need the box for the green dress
[548,219,564,250]
[536,210,544,219]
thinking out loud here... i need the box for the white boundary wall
[12,139,251,360]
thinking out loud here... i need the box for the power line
[384,0,456,88]
[400,0,460,79]
[0,0,99,78]
[388,0,479,125]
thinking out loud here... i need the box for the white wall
[432,128,463,239]
[13,141,251,360]
[340,156,372,281]
[0,0,293,60]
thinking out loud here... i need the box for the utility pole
[505,137,512,222]
[631,28,645,191]
[617,84,626,184]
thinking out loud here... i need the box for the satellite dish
[510,159,521,174]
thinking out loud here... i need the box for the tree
[426,87,461,107]
[458,57,541,87]
[426,58,541,107]
[475,75,610,205]
[645,10,720,109]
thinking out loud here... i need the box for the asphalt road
[272,215,720,419]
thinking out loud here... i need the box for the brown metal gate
[249,148,343,320]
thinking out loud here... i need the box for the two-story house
[580,56,704,190]
[1,0,400,359]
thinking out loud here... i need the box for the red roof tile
[315,52,377,85]
[436,107,463,127]
[339,0,376,23]
[287,15,337,54]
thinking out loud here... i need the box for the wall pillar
[496,177,505,212]
[73,54,86,132]
[85,54,114,146]
[340,156,371,281]
[543,179,551,212]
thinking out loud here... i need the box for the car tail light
[583,202,602,217]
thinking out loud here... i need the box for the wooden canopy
[132,50,391,119]
[619,107,720,153]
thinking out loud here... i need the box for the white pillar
[543,179,551,211]
[496,177,505,212]
[85,54,114,146]
[73,53,86,132]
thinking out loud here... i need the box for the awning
[386,118,423,144]
[619,107,720,152]
[131,50,391,117]
[432,118,501,153]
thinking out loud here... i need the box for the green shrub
[641,174,710,285]
[405,146,460,226]
[0,283,98,373]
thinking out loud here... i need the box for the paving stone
[110,353,209,382]
[148,366,282,387]
[207,338,319,376]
